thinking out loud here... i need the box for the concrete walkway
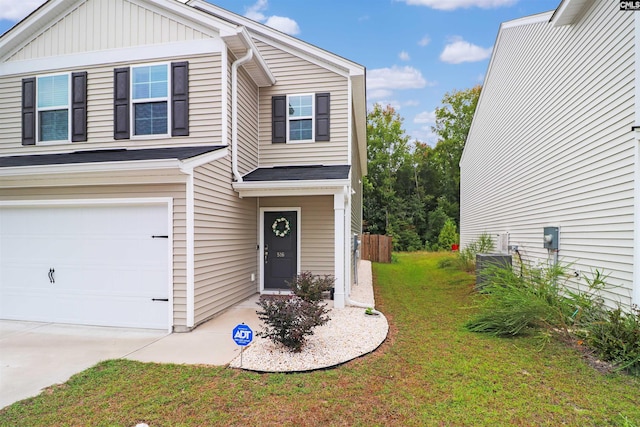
[0,297,259,409]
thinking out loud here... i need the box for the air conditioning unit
[476,253,512,290]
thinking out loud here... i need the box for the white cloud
[399,51,410,61]
[411,126,438,146]
[397,0,517,10]
[414,110,436,124]
[440,37,492,64]
[264,16,300,35]
[418,35,431,47]
[0,0,45,21]
[244,0,300,35]
[367,65,433,93]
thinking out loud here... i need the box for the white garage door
[0,202,170,329]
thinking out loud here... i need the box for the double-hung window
[113,61,189,140]
[271,92,330,144]
[37,74,70,142]
[287,94,313,142]
[132,64,169,136]
[21,72,87,146]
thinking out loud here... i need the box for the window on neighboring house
[272,92,330,143]
[114,62,189,140]
[21,72,87,145]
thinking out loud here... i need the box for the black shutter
[171,61,189,136]
[315,92,330,142]
[272,95,286,143]
[113,67,130,140]
[71,72,88,142]
[22,77,36,146]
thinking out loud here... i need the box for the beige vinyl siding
[260,196,334,276]
[235,56,260,175]
[255,40,349,167]
[350,139,363,284]
[5,0,215,62]
[460,0,635,306]
[0,181,189,327]
[192,158,258,325]
[0,54,222,155]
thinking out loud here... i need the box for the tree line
[363,85,480,251]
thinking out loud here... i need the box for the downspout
[231,49,253,183]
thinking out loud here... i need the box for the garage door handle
[152,298,169,302]
[152,235,168,239]
[48,268,55,284]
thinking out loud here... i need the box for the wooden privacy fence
[361,234,392,263]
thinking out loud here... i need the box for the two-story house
[0,0,367,332]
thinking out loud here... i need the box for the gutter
[231,49,253,183]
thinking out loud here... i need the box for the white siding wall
[460,1,635,306]
[0,54,222,156]
[255,40,350,167]
[193,158,258,325]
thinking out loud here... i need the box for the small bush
[256,272,333,352]
[585,306,640,374]
[288,271,334,303]
[455,233,494,272]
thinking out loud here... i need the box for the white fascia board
[221,27,276,87]
[501,11,554,29]
[179,147,229,171]
[233,179,350,198]
[550,0,594,27]
[188,0,364,78]
[0,38,223,76]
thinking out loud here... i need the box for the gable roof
[242,165,350,182]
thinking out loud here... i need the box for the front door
[263,210,298,290]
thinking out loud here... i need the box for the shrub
[455,232,494,272]
[437,218,459,251]
[584,306,640,374]
[256,272,333,352]
[288,271,335,303]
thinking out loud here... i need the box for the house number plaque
[277,252,285,258]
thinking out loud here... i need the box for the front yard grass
[2,252,640,426]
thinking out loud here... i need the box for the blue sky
[0,0,560,144]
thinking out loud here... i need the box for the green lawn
[2,252,639,426]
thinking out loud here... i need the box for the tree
[431,85,481,225]
[363,104,412,236]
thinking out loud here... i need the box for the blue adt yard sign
[232,323,253,346]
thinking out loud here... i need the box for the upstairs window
[114,62,189,140]
[287,94,313,141]
[272,93,330,144]
[38,74,69,142]
[22,72,87,146]
[132,64,169,136]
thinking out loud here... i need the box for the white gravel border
[229,260,389,372]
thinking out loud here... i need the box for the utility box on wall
[543,227,559,250]
[476,254,512,290]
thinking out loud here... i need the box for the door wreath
[271,217,291,237]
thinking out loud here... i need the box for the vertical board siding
[0,54,222,155]
[0,181,188,327]
[259,196,334,276]
[5,0,215,62]
[460,1,635,307]
[192,158,258,325]
[255,40,349,166]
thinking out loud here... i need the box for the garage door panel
[0,203,170,329]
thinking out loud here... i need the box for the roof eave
[233,179,350,198]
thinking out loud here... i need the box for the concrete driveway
[0,295,260,409]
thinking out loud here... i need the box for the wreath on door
[271,217,291,238]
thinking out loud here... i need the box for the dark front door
[264,210,298,290]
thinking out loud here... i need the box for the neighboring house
[0,0,367,332]
[460,0,637,308]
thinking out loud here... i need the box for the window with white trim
[271,92,330,144]
[21,72,87,146]
[132,64,169,136]
[37,74,70,142]
[287,94,313,142]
